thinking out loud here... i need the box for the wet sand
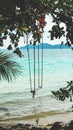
[0,111,73,126]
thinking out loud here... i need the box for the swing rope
[26,33,32,93]
[32,27,44,96]
[33,43,36,98]
[26,30,44,98]
[41,28,44,88]
[38,41,40,88]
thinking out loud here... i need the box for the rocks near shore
[0,120,73,130]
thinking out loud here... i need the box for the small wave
[0,109,69,122]
[0,107,8,112]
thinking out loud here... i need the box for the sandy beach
[24,111,73,125]
[0,111,73,128]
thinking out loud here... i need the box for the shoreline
[0,111,73,126]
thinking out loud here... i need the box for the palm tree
[0,51,22,82]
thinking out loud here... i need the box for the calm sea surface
[0,49,73,120]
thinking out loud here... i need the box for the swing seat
[30,90,35,98]
[31,90,35,94]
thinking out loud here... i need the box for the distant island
[20,43,70,49]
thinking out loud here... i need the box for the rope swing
[25,17,45,98]
[38,41,40,88]
[26,33,36,98]
[41,28,44,88]
[31,34,43,98]
[26,33,32,93]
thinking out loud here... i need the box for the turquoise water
[0,49,73,120]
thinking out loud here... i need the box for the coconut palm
[0,51,22,82]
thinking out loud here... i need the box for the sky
[3,15,66,48]
[43,15,66,45]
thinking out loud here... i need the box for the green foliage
[0,0,73,56]
[49,0,73,47]
[0,51,22,82]
[52,81,73,101]
[0,0,48,56]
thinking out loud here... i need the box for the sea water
[0,49,73,120]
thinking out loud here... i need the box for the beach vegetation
[0,51,22,82]
[52,81,73,102]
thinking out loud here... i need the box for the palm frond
[0,51,22,82]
